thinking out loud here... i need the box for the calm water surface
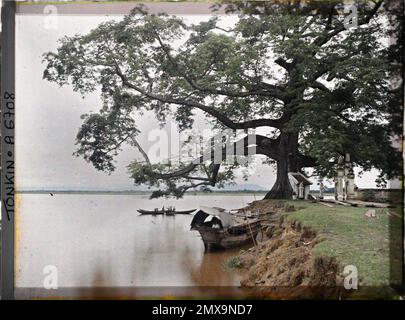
[16,193,259,290]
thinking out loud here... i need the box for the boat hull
[194,221,261,250]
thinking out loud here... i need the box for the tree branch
[129,136,151,165]
[298,153,318,168]
[154,31,285,100]
[114,64,284,129]
[313,0,383,48]
[132,134,279,183]
[274,57,292,71]
[310,81,332,93]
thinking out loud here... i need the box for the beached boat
[190,206,262,251]
[137,208,196,215]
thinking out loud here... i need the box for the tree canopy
[43,1,403,198]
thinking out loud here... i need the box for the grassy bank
[234,199,403,298]
[282,200,403,287]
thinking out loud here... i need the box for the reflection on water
[16,193,258,293]
[188,247,245,286]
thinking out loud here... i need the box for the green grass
[282,200,403,287]
[225,256,241,270]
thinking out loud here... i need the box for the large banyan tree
[43,1,402,199]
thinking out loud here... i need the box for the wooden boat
[190,207,261,251]
[194,220,261,250]
[137,208,195,215]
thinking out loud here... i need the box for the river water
[15,193,260,297]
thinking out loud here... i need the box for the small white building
[288,172,312,200]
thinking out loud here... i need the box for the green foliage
[225,256,241,269]
[42,2,403,197]
[362,189,377,202]
[375,176,388,188]
[74,102,139,172]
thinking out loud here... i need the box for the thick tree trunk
[264,131,299,199]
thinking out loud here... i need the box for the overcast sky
[14,12,381,191]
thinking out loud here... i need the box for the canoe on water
[137,209,196,215]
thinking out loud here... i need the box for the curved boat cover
[195,206,233,228]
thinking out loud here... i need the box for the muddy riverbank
[231,199,402,299]
[236,204,341,299]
